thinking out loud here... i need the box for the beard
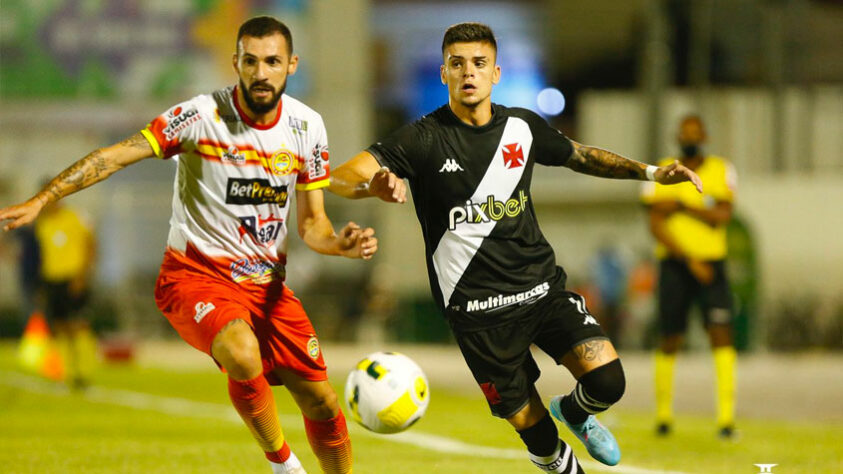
[240,78,285,115]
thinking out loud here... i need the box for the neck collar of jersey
[233,85,283,130]
[446,103,499,131]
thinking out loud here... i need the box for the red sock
[303,410,352,474]
[265,442,291,464]
[228,375,288,459]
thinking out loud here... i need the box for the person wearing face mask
[641,115,739,439]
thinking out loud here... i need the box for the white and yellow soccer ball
[344,351,430,434]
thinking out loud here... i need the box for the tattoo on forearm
[568,143,646,180]
[573,340,606,362]
[41,149,112,203]
[119,133,150,150]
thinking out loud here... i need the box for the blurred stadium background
[1,1,841,473]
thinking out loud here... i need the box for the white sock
[269,451,305,474]
[529,439,579,473]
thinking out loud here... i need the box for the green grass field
[1,342,840,474]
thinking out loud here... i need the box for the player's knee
[304,389,339,420]
[707,323,732,347]
[212,322,262,378]
[580,358,625,405]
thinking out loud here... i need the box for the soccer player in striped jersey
[0,16,372,474]
[330,22,701,473]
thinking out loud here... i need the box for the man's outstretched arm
[0,132,155,231]
[329,151,407,203]
[567,141,703,192]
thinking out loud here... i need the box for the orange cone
[17,312,65,381]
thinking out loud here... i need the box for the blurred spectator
[625,253,658,349]
[35,199,98,389]
[15,226,42,322]
[590,244,628,348]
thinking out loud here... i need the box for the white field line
[0,370,686,474]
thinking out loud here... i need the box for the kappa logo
[569,296,599,325]
[502,143,525,169]
[439,158,464,173]
[754,465,777,474]
[193,302,216,323]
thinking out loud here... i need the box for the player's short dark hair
[441,22,497,55]
[237,16,293,55]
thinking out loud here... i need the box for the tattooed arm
[566,140,703,192]
[0,132,155,231]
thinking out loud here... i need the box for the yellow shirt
[641,155,736,260]
[35,206,94,282]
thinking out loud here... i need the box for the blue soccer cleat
[550,395,621,466]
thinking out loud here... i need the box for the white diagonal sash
[432,117,533,306]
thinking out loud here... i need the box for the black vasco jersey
[367,104,575,331]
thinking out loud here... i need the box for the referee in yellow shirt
[641,115,738,439]
[35,199,97,389]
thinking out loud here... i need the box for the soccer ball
[344,351,430,434]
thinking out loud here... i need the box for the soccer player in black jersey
[330,23,702,473]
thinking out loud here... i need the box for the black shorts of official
[43,281,89,321]
[453,289,608,419]
[658,258,732,336]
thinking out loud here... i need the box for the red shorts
[154,252,327,385]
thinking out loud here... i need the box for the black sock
[517,412,559,457]
[560,358,626,425]
[529,439,583,474]
[560,392,589,425]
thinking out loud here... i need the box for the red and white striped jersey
[141,85,330,286]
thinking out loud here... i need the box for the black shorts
[453,289,608,418]
[43,281,89,321]
[658,258,732,336]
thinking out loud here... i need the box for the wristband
[645,165,658,181]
